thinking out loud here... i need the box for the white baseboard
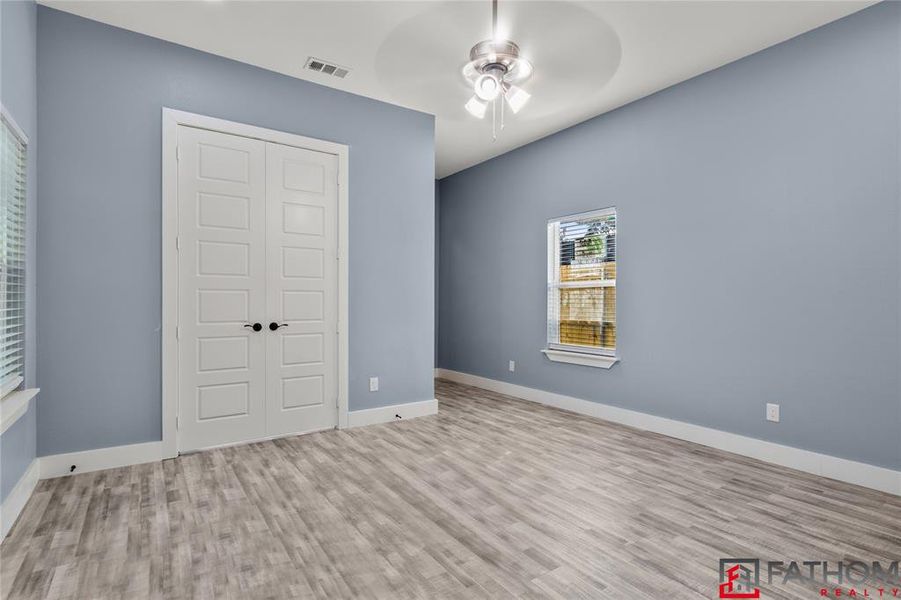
[436,369,901,496]
[40,441,163,479]
[347,399,438,428]
[11,402,435,529]
[38,398,440,480]
[1,459,39,540]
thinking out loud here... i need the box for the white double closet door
[176,125,338,452]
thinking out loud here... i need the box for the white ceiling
[42,0,874,178]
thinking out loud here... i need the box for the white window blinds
[547,208,616,356]
[1,113,27,397]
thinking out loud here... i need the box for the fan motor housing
[464,39,532,85]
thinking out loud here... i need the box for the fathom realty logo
[718,558,900,598]
[720,559,761,599]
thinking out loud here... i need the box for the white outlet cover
[369,377,379,392]
[509,360,515,372]
[766,403,780,422]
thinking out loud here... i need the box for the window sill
[1,388,39,435]
[541,349,620,369]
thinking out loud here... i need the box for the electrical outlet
[509,360,515,372]
[369,377,379,392]
[766,403,780,423]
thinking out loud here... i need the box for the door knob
[243,323,263,332]
[269,322,288,331]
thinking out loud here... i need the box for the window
[1,112,27,397]
[544,208,619,368]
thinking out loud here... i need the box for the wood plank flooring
[2,379,899,599]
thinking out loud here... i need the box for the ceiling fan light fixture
[462,0,533,137]
[504,84,530,114]
[465,95,488,119]
[474,71,502,101]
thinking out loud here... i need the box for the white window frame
[543,207,620,369]
[1,106,28,398]
[0,105,39,437]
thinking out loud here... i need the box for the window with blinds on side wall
[1,113,27,398]
[547,208,616,356]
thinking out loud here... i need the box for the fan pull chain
[492,97,497,142]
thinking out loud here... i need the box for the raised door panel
[282,334,324,366]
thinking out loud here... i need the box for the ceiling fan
[462,0,532,140]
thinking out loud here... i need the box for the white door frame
[161,108,350,458]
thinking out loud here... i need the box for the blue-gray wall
[1,405,35,502]
[438,2,901,470]
[1,0,37,502]
[37,6,434,456]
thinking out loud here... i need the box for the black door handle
[243,323,263,332]
[269,322,289,331]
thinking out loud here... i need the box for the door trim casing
[161,108,350,458]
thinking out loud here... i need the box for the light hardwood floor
[2,379,899,599]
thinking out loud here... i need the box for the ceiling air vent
[305,57,350,79]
